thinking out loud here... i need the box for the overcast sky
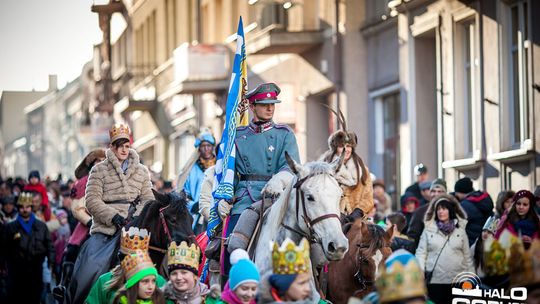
[0,0,102,92]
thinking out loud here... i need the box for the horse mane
[261,179,295,244]
[364,222,387,254]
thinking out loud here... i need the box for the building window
[508,1,529,145]
[454,19,478,159]
[375,92,400,204]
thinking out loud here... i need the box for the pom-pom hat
[229,249,260,290]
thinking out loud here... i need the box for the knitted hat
[430,178,447,192]
[229,249,260,291]
[121,250,158,289]
[419,181,431,191]
[512,189,536,205]
[28,170,40,181]
[74,149,106,179]
[373,179,385,190]
[413,163,427,176]
[55,209,68,220]
[454,177,474,194]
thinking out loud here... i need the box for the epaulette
[274,123,293,132]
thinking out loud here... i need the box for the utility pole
[91,0,125,114]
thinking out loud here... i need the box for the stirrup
[52,285,66,303]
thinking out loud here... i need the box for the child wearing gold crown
[112,249,165,304]
[259,238,327,304]
[86,227,168,304]
[162,241,210,303]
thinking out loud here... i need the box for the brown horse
[327,219,393,303]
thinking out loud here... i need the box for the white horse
[254,152,349,302]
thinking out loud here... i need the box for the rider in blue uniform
[218,83,300,273]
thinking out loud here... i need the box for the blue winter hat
[229,249,260,291]
[194,133,216,148]
[268,274,297,296]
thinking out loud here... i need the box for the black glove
[86,219,93,228]
[111,214,126,227]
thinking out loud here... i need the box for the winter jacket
[404,182,422,201]
[85,269,167,304]
[407,203,430,250]
[390,235,416,253]
[162,281,210,304]
[71,175,92,225]
[415,194,474,284]
[460,191,494,246]
[86,149,154,236]
[3,214,54,268]
[319,153,374,215]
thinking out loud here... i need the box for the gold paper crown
[120,227,151,255]
[109,123,131,143]
[167,241,201,272]
[271,238,311,275]
[376,250,426,303]
[17,192,34,207]
[121,250,154,281]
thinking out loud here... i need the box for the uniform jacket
[319,153,374,215]
[415,195,474,284]
[232,121,300,215]
[86,148,154,236]
[3,215,54,268]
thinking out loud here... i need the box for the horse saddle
[227,197,273,258]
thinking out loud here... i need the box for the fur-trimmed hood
[328,130,357,150]
[424,194,468,225]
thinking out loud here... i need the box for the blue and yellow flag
[206,17,248,239]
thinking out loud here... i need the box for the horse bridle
[148,205,197,254]
[353,243,376,292]
[282,174,341,244]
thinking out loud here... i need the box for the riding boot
[52,262,74,303]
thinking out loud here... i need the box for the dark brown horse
[67,190,194,304]
[128,190,196,270]
[327,219,393,303]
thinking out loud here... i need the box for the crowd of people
[0,82,539,304]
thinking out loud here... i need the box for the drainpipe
[334,0,343,128]
[478,1,487,189]
[437,15,445,179]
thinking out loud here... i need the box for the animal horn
[319,103,346,131]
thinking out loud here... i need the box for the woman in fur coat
[320,130,374,216]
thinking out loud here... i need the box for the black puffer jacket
[2,216,54,267]
[460,191,494,246]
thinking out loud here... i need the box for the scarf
[119,295,153,304]
[220,282,255,304]
[17,213,36,235]
[198,157,216,171]
[162,281,208,304]
[436,219,456,235]
[514,219,538,238]
[121,159,129,174]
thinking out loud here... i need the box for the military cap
[246,82,282,104]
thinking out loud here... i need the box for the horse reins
[282,174,340,244]
[148,205,196,254]
[353,243,376,292]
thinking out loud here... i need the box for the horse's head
[152,190,195,242]
[285,152,349,261]
[352,220,393,288]
[129,190,194,262]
